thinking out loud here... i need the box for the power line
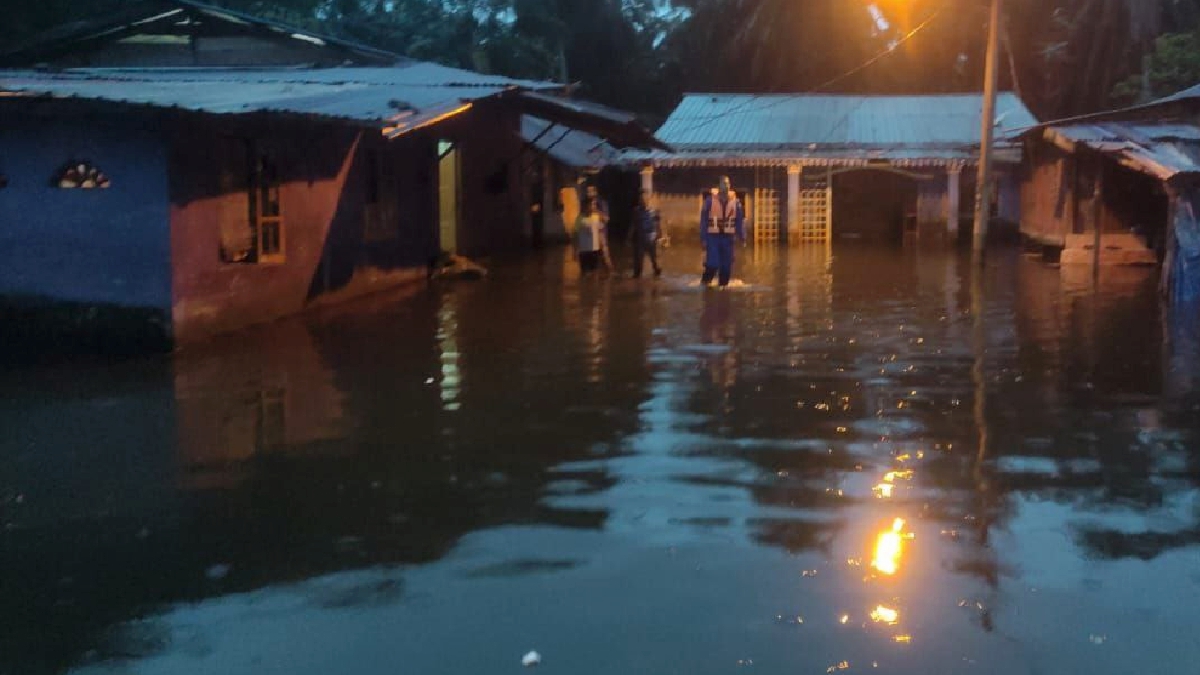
[662,4,950,139]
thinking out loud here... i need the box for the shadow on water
[2,243,1199,674]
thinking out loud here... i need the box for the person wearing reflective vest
[700,176,746,287]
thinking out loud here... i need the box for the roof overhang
[624,145,1021,169]
[514,91,669,152]
[1035,124,1200,183]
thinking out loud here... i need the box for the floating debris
[827,660,851,672]
[1089,634,1107,645]
[893,634,912,644]
[802,569,819,577]
[522,651,542,667]
[737,658,754,667]
[839,614,850,625]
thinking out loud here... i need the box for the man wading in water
[700,176,746,288]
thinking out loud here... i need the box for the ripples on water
[2,244,1199,675]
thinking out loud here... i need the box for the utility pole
[972,0,1003,258]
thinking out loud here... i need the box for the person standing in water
[631,190,663,278]
[575,197,611,275]
[700,176,745,288]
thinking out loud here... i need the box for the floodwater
[3,243,1200,675]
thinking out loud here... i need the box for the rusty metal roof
[1045,123,1200,181]
[652,92,1036,163]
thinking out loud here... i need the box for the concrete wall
[0,115,172,309]
[435,103,529,258]
[168,116,432,344]
[0,111,173,351]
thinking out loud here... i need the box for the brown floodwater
[2,242,1199,675]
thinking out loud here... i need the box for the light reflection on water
[1,244,1199,675]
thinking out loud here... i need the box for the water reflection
[1,244,1199,675]
[871,517,907,576]
[437,296,462,411]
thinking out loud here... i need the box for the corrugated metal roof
[1051,123,1200,144]
[0,65,560,131]
[1154,82,1200,104]
[654,92,1037,160]
[1046,123,1200,181]
[622,146,1023,168]
[521,116,617,169]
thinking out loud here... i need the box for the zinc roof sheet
[655,92,1037,156]
[0,65,559,127]
[521,116,618,169]
[1047,123,1200,181]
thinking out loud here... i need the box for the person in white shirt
[575,198,611,274]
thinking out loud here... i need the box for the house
[1018,87,1200,298]
[0,0,661,352]
[633,92,1037,244]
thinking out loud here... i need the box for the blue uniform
[700,192,745,287]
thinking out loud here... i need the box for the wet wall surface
[2,244,1199,675]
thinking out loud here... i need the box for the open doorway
[438,140,460,254]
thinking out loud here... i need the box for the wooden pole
[972,0,1003,259]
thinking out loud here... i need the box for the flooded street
[3,243,1200,675]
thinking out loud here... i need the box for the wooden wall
[1020,140,1168,254]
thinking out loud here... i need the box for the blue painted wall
[0,116,171,310]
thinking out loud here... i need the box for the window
[220,140,284,264]
[55,160,110,189]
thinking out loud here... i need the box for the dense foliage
[6,0,1200,123]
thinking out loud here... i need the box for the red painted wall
[166,105,528,344]
[434,102,530,257]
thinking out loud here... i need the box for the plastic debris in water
[839,614,850,625]
[827,661,851,672]
[893,634,912,644]
[1089,634,1107,645]
[205,564,232,580]
[801,569,818,577]
[522,651,542,667]
[737,658,754,667]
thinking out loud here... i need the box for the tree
[1113,31,1200,103]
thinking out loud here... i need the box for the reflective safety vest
[707,194,740,235]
